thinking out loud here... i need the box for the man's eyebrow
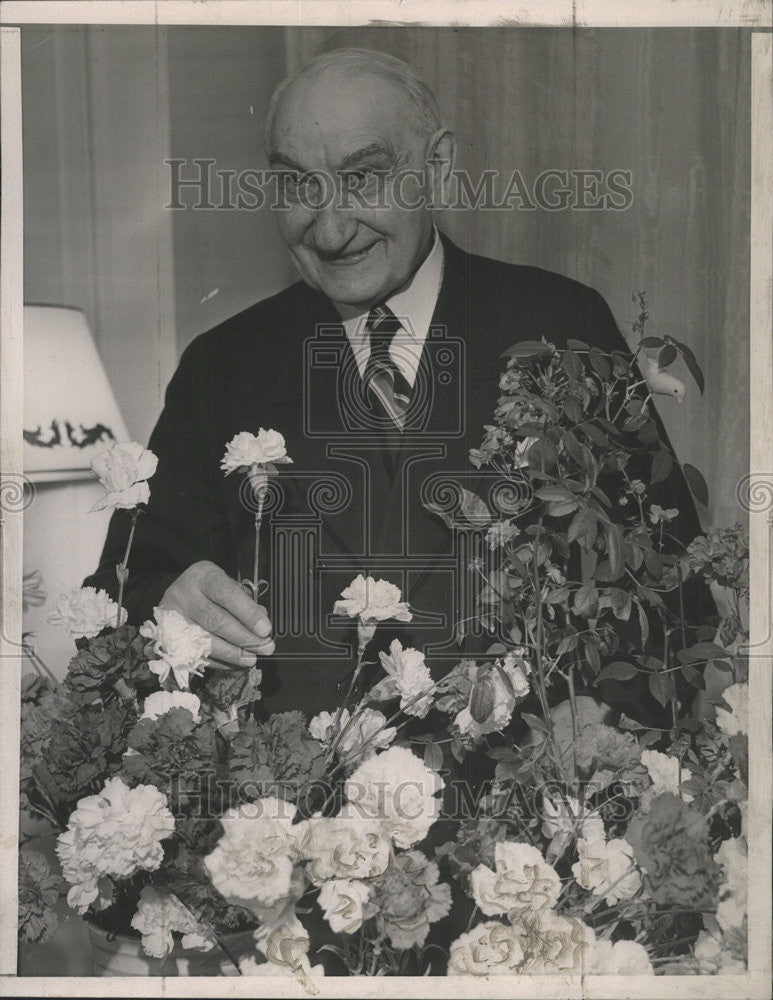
[337,143,396,171]
[267,152,305,171]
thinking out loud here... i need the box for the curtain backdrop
[284,27,751,530]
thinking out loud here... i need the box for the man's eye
[341,169,380,191]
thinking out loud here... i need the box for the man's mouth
[319,240,380,267]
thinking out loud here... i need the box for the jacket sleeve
[83,334,233,625]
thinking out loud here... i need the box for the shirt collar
[341,228,445,347]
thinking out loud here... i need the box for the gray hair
[264,47,445,154]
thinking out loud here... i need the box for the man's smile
[314,240,382,267]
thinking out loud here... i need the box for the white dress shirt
[342,229,445,389]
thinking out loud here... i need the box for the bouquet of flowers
[20,301,749,980]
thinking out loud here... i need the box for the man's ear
[425,128,456,210]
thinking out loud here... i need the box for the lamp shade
[23,305,129,482]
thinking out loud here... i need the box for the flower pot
[86,920,255,976]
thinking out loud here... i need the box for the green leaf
[597,661,638,682]
[639,336,665,348]
[584,642,601,673]
[618,713,645,731]
[680,664,706,690]
[671,338,705,394]
[460,488,492,528]
[501,340,553,361]
[648,672,674,708]
[555,633,579,656]
[573,585,599,618]
[561,349,584,380]
[635,600,650,646]
[546,499,579,517]
[677,641,732,663]
[423,742,444,771]
[544,585,572,605]
[604,522,626,580]
[651,449,673,485]
[609,587,632,621]
[582,423,610,448]
[528,438,558,472]
[535,486,576,503]
[563,396,583,423]
[522,712,549,737]
[568,508,598,548]
[683,463,709,507]
[658,344,678,367]
[588,348,612,380]
[567,338,589,351]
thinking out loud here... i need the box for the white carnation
[140,607,212,688]
[516,908,595,973]
[333,575,412,623]
[47,586,126,638]
[448,921,525,975]
[572,832,641,906]
[716,682,748,736]
[56,777,174,914]
[641,749,693,802]
[300,813,391,886]
[374,639,434,717]
[379,850,452,949]
[204,798,302,908]
[221,429,293,473]
[344,746,443,849]
[130,886,215,959]
[318,879,374,934]
[471,841,561,917]
[586,938,653,974]
[141,690,201,722]
[90,441,158,511]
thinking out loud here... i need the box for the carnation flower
[571,829,641,905]
[47,586,126,638]
[586,938,654,974]
[141,690,201,722]
[204,797,302,908]
[344,746,444,849]
[455,655,530,741]
[250,914,325,991]
[90,441,158,511]
[300,813,391,886]
[448,920,526,975]
[318,879,375,934]
[130,886,215,959]
[371,639,434,717]
[140,607,212,688]
[516,908,595,974]
[56,776,174,914]
[334,575,412,624]
[685,524,749,593]
[309,707,396,761]
[715,835,747,903]
[716,683,748,736]
[626,793,720,909]
[641,749,693,803]
[470,841,561,917]
[694,921,747,974]
[485,520,519,549]
[221,429,293,473]
[377,850,452,949]
[18,849,64,944]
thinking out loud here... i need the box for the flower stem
[252,490,266,601]
[115,509,139,625]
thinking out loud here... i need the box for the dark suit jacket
[85,234,708,718]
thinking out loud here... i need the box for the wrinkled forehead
[269,67,421,171]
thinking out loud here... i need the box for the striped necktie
[363,304,412,430]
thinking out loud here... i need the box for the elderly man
[86,48,703,718]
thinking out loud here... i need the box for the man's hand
[161,561,274,668]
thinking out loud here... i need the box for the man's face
[268,69,436,314]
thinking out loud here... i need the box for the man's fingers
[200,567,273,637]
[208,636,261,668]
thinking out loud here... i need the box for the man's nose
[311,201,357,255]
